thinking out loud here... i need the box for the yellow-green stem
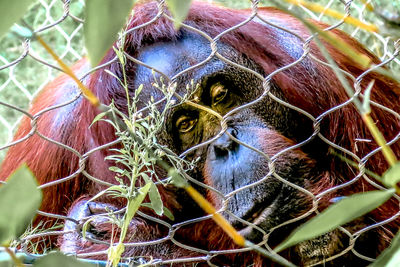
[4,247,23,267]
[359,0,374,11]
[36,36,100,107]
[362,114,397,167]
[185,185,245,246]
[284,0,378,32]
[36,29,294,266]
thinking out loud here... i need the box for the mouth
[237,197,280,241]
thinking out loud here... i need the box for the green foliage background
[0,0,398,161]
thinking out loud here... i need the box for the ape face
[56,8,389,264]
[1,2,397,265]
[127,32,317,241]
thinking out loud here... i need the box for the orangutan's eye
[176,115,197,133]
[211,83,228,106]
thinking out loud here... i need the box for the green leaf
[135,84,144,97]
[109,166,125,174]
[141,173,163,216]
[0,260,12,267]
[169,169,188,188]
[90,109,110,127]
[126,183,151,221]
[362,80,375,115]
[141,203,175,221]
[81,216,96,240]
[108,243,125,267]
[275,189,395,252]
[34,252,94,267]
[162,206,175,221]
[166,0,193,29]
[84,0,135,67]
[383,162,400,187]
[87,185,128,203]
[148,183,163,216]
[0,0,35,39]
[0,164,42,245]
[370,230,400,267]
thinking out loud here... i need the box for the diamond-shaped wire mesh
[0,0,399,266]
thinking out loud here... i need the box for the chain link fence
[0,0,85,161]
[1,0,400,266]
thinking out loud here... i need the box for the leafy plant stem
[33,28,294,267]
[35,35,100,107]
[272,0,399,188]
[362,114,397,167]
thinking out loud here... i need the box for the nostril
[230,128,238,139]
[214,143,229,158]
[212,128,238,159]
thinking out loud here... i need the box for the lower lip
[238,198,278,238]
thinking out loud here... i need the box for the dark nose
[212,128,238,159]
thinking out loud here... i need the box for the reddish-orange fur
[1,2,400,265]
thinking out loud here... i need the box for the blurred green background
[0,0,398,161]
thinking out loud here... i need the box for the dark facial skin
[63,31,381,266]
[130,32,316,241]
[64,31,322,263]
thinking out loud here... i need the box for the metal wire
[0,0,399,266]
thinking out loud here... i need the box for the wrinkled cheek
[202,127,311,207]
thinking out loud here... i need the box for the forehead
[132,33,242,99]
